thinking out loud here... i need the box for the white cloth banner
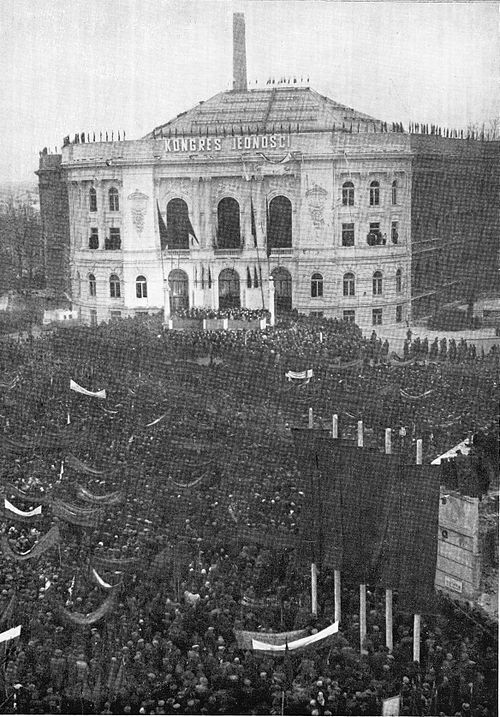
[252,621,339,652]
[431,439,471,464]
[92,568,112,589]
[382,695,400,716]
[146,414,166,427]
[4,498,42,517]
[285,369,314,381]
[0,625,21,643]
[70,380,106,399]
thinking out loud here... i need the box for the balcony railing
[165,248,190,257]
[269,247,293,256]
[214,248,242,256]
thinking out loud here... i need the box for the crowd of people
[0,311,497,715]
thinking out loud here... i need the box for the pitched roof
[144,86,383,138]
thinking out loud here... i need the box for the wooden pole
[357,421,367,653]
[385,428,393,653]
[334,569,341,624]
[332,414,338,439]
[311,562,318,616]
[308,407,313,429]
[360,583,367,654]
[357,420,363,447]
[413,438,423,662]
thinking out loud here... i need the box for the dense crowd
[0,312,497,715]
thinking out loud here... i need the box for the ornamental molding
[128,189,149,234]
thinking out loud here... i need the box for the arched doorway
[218,268,240,309]
[268,196,292,250]
[272,267,292,312]
[168,269,189,313]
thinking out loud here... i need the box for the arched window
[396,268,402,293]
[342,181,354,206]
[369,181,380,206]
[392,180,398,205]
[218,268,240,309]
[217,198,241,248]
[373,270,383,295]
[136,275,147,299]
[89,187,97,212]
[268,196,292,250]
[109,274,121,298]
[311,273,323,298]
[108,187,119,211]
[343,272,355,297]
[166,198,190,249]
[89,274,96,297]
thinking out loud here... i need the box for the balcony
[214,247,243,256]
[269,247,293,257]
[164,248,190,258]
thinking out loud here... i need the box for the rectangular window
[110,310,122,322]
[89,227,99,250]
[106,228,121,251]
[341,223,355,247]
[310,311,324,318]
[90,309,97,327]
[396,305,403,323]
[372,308,383,325]
[391,221,399,244]
[343,310,355,323]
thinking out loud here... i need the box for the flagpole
[309,409,318,616]
[332,414,341,625]
[413,438,423,663]
[385,428,393,653]
[358,421,367,655]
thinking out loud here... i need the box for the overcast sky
[1,0,498,182]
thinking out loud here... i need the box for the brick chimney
[233,13,247,92]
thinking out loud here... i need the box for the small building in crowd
[36,14,499,329]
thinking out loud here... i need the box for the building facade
[37,14,498,330]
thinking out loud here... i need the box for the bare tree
[0,196,44,291]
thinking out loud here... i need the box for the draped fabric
[285,369,314,381]
[1,526,60,561]
[69,379,106,399]
[53,590,117,626]
[235,628,307,650]
[66,454,106,476]
[5,484,52,506]
[76,485,123,506]
[292,430,440,611]
[52,500,103,528]
[92,555,141,573]
[91,568,114,590]
[252,622,339,652]
[145,414,166,427]
[400,388,435,400]
[3,498,42,519]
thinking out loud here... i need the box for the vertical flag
[157,202,169,250]
[187,212,199,245]
[247,267,252,289]
[208,267,212,289]
[251,197,257,247]
[254,267,259,288]
[265,197,271,256]
[201,265,205,289]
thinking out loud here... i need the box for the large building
[37,14,499,329]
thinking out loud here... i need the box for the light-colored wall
[63,131,412,328]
